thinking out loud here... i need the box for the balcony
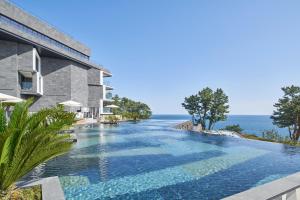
[105,92,113,100]
[103,80,113,90]
[103,80,111,87]
[102,107,113,114]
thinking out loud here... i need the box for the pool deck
[223,171,300,200]
[18,176,65,200]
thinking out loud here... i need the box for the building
[0,0,114,118]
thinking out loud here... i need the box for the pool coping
[18,176,65,200]
[222,171,300,200]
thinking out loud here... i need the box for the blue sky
[12,0,300,115]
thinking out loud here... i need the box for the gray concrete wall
[0,40,41,97]
[87,68,101,85]
[0,39,107,113]
[88,85,102,107]
[70,62,88,107]
[0,0,90,56]
[17,43,33,72]
[30,57,72,111]
[30,58,90,111]
[0,40,19,97]
[87,68,102,107]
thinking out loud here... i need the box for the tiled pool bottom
[27,119,300,200]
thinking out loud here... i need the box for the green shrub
[106,115,119,124]
[112,95,152,121]
[222,124,243,133]
[262,129,281,141]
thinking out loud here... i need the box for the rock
[175,121,241,138]
[202,130,241,138]
[175,121,202,132]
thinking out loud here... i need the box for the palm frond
[0,100,75,192]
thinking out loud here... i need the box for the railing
[0,14,89,61]
[105,92,113,100]
[103,107,112,114]
[21,81,32,90]
[103,80,112,87]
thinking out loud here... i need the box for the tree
[112,96,152,121]
[271,85,300,141]
[0,99,75,196]
[208,89,229,130]
[222,124,243,133]
[182,87,229,130]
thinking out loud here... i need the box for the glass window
[35,56,39,72]
[19,74,32,90]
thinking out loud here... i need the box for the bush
[261,129,289,142]
[112,95,152,121]
[106,115,119,124]
[222,124,243,133]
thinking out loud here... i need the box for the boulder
[175,121,202,132]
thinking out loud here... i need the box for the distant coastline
[151,114,288,137]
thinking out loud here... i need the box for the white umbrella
[2,98,24,103]
[59,100,82,107]
[105,104,119,108]
[0,93,21,101]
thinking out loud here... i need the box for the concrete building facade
[0,0,114,118]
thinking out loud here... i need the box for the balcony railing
[0,14,89,61]
[21,81,32,90]
[105,92,113,100]
[103,80,112,87]
[103,107,112,113]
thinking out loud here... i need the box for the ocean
[151,114,289,137]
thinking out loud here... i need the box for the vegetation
[106,115,119,124]
[0,99,75,197]
[2,185,41,200]
[112,95,152,121]
[261,129,285,142]
[271,85,300,141]
[182,87,229,130]
[222,124,243,133]
[241,129,300,146]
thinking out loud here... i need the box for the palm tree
[0,99,75,195]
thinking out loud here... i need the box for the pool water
[27,117,300,200]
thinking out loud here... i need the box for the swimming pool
[27,117,300,199]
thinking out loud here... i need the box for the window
[19,74,33,90]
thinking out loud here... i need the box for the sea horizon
[151,114,288,137]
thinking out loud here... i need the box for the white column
[103,85,107,100]
[100,71,104,85]
[100,99,103,114]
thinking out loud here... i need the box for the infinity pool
[27,117,300,199]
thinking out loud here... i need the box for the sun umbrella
[59,100,82,107]
[105,105,119,108]
[0,93,21,101]
[2,98,24,103]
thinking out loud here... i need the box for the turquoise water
[154,115,289,136]
[26,115,300,199]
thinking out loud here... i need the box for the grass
[241,133,300,146]
[1,185,42,200]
